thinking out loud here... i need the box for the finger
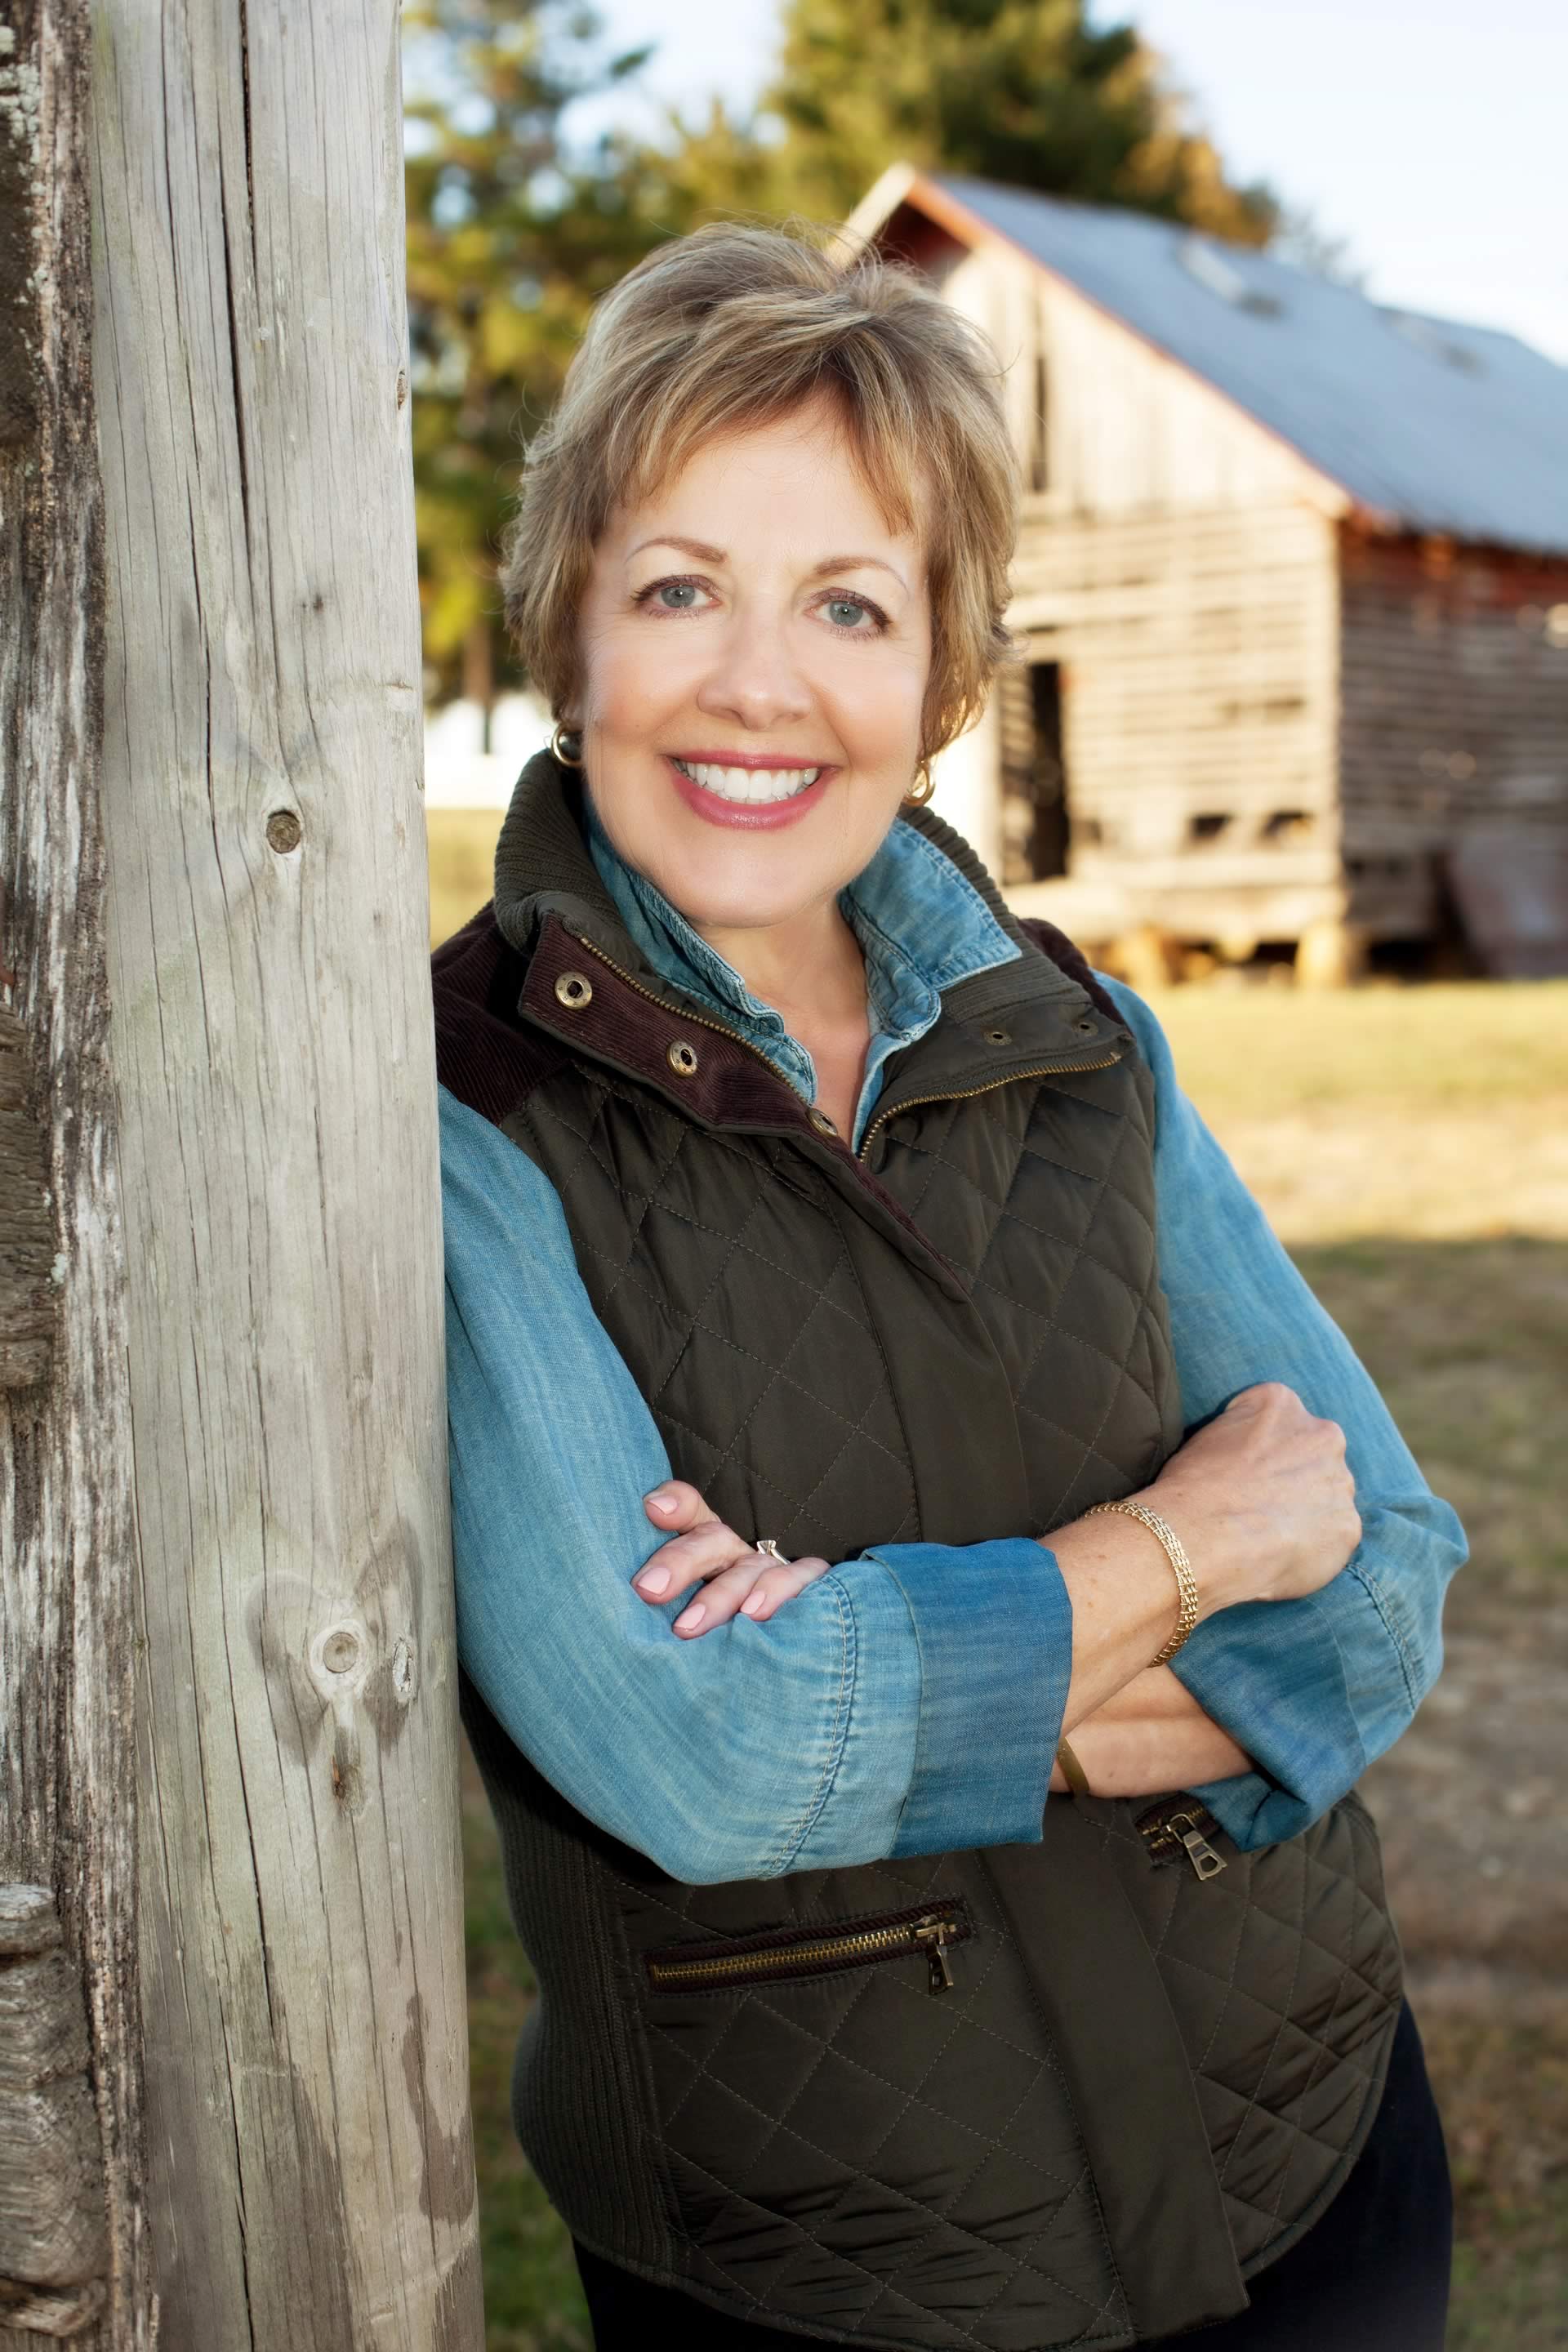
[673,1552,831,1637]
[734,1555,832,1623]
[672,1557,772,1634]
[643,1479,719,1534]
[632,1521,750,1605]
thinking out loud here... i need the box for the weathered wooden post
[1,0,483,2344]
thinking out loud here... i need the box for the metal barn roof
[923,173,1568,558]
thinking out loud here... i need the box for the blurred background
[408,4,1568,2343]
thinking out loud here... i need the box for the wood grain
[86,0,480,2344]
[0,0,144,2342]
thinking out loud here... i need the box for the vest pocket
[644,1896,973,1999]
[1134,1796,1229,1882]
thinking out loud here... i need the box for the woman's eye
[822,595,882,632]
[647,579,706,612]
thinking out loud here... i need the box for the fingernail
[646,1490,677,1514]
[740,1592,765,1617]
[674,1601,706,1633]
[635,1566,670,1596]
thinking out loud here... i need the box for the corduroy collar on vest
[491,749,1129,1143]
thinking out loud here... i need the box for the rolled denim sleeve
[1098,978,1468,1851]
[440,1085,1067,1880]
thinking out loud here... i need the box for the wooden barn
[848,166,1568,978]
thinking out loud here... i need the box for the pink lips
[665,754,834,832]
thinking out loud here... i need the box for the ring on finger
[754,1538,791,1568]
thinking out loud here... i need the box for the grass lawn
[457,964,1568,2348]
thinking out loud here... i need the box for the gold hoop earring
[550,723,584,768]
[903,760,935,808]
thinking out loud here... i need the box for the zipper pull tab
[913,1916,958,1993]
[1174,1817,1227,1882]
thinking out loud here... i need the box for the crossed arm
[630,1350,1369,1802]
[634,1481,1259,1797]
[440,977,1466,1880]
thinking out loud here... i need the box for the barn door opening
[1000,660,1070,885]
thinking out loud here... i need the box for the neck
[696,898,868,1032]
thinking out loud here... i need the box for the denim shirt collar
[582,795,1021,1152]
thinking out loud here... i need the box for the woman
[433,223,1463,2350]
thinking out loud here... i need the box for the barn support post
[2,0,483,2343]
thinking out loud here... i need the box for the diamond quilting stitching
[890,1120,1159,1316]
[668,1916,1089,2317]
[1081,1805,1399,2226]
[668,2144,997,2350]
[1213,1842,1311,2189]
[893,1071,1159,1235]
[741,1991,1084,2200]
[538,1086,901,1352]
[1150,1932,1396,2066]
[1197,2062,1385,2197]
[675,1925,1116,2336]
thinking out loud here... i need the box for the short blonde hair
[498,222,1019,760]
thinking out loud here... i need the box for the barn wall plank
[1004,503,1341,906]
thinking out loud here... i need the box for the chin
[657,869,822,935]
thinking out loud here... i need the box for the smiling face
[572,397,932,940]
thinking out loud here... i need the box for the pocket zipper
[644,1898,973,1998]
[1136,1798,1229,1882]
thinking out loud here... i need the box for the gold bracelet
[1083,1498,1200,1665]
[1054,1735,1092,1797]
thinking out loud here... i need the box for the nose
[693,599,813,733]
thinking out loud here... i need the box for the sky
[568,0,1568,363]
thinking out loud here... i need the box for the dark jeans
[575,1998,1451,2350]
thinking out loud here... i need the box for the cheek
[580,619,694,739]
[826,648,929,768]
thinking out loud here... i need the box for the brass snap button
[984,1027,1010,1047]
[555,970,593,1009]
[667,1040,699,1077]
[808,1107,839,1138]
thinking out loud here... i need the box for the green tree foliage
[403,0,657,705]
[652,0,1278,247]
[405,0,1279,706]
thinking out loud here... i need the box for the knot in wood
[321,1626,362,1675]
[266,808,304,854]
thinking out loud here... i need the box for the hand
[634,1482,831,1636]
[1148,1381,1362,1616]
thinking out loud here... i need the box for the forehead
[606,398,924,564]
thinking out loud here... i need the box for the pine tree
[403,0,659,708]
[404,0,1281,709]
[651,0,1277,247]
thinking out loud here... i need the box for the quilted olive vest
[434,753,1404,2350]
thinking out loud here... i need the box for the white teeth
[675,760,822,804]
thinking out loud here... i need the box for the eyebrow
[626,536,909,592]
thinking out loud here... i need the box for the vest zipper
[567,929,1123,1157]
[1135,1798,1229,1882]
[569,931,798,1089]
[644,1899,972,1998]
[856,1051,1124,1161]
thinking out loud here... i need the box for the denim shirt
[440,814,1466,1882]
